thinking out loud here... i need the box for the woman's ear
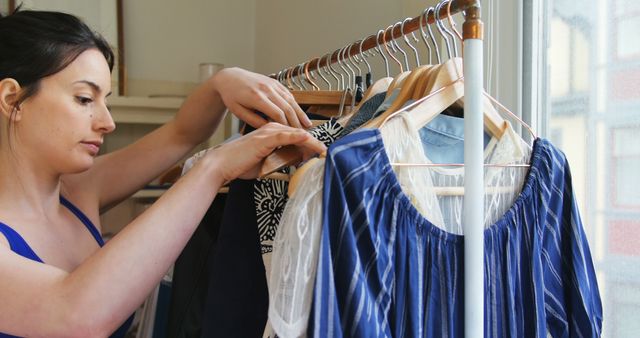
[0,78,22,121]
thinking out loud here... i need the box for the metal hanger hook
[329,50,345,90]
[315,56,331,89]
[357,38,373,75]
[441,0,459,57]
[419,8,433,65]
[310,69,323,89]
[289,65,300,90]
[282,70,290,87]
[446,0,463,42]
[401,17,421,67]
[341,46,357,86]
[323,53,339,90]
[293,64,306,90]
[383,25,403,73]
[304,59,320,90]
[375,29,391,77]
[423,7,442,64]
[299,63,310,90]
[279,70,287,86]
[435,1,454,60]
[336,47,351,89]
[391,21,410,71]
[347,42,362,77]
[285,67,295,90]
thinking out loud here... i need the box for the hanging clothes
[165,194,226,338]
[197,117,346,338]
[338,91,388,137]
[268,112,531,337]
[256,118,346,258]
[306,127,602,337]
[200,179,270,338]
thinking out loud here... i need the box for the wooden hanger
[422,57,508,139]
[411,65,436,100]
[260,54,395,178]
[286,76,460,196]
[258,90,343,177]
[385,71,411,96]
[418,5,508,139]
[339,76,391,128]
[286,58,354,116]
[286,156,323,197]
[367,76,466,130]
[290,90,353,106]
[382,65,432,115]
[260,85,351,178]
[281,75,395,191]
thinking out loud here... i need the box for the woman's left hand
[210,67,312,129]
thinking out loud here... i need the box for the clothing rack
[272,1,485,336]
[269,0,481,79]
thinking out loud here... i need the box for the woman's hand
[210,67,312,129]
[208,122,325,182]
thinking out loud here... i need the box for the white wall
[119,0,490,94]
[123,0,256,85]
[254,0,442,77]
[252,0,516,114]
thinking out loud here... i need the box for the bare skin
[0,49,325,337]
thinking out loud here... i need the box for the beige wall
[123,0,256,94]
[118,0,451,94]
[254,0,442,77]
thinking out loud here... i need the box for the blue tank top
[0,196,133,338]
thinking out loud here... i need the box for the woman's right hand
[207,122,326,182]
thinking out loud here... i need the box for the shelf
[108,96,185,124]
[108,96,185,109]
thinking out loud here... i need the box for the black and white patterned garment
[254,118,345,256]
[258,118,344,338]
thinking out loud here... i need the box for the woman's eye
[76,96,93,105]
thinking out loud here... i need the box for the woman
[0,9,325,338]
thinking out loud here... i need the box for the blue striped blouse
[309,129,602,337]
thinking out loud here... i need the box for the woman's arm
[64,68,311,212]
[0,124,325,337]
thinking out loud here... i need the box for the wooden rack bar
[271,0,480,78]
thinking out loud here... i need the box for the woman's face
[16,49,115,174]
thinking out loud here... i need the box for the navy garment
[201,118,346,338]
[166,194,226,338]
[0,196,133,338]
[309,130,602,337]
[338,92,386,137]
[201,179,269,338]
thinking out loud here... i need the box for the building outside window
[541,0,640,335]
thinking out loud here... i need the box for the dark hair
[0,7,115,110]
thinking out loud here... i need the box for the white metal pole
[463,37,484,337]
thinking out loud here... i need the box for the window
[537,0,640,336]
[612,127,640,209]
